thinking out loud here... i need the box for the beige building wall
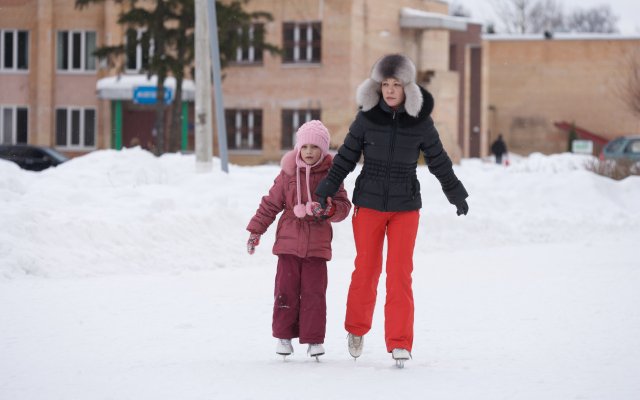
[222,0,462,164]
[2,0,463,163]
[485,35,640,155]
[0,0,110,155]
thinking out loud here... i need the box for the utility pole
[194,0,213,172]
[207,0,229,173]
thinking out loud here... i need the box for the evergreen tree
[75,0,279,154]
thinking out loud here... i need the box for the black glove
[455,199,468,216]
[315,178,339,209]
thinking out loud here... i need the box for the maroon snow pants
[272,254,328,344]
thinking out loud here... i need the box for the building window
[56,31,97,72]
[125,28,152,72]
[225,109,262,150]
[234,23,264,64]
[0,106,28,144]
[1,30,29,71]
[55,107,96,148]
[282,22,321,64]
[281,109,321,150]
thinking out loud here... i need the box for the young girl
[246,120,351,360]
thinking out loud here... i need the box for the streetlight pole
[194,0,213,172]
[207,0,229,173]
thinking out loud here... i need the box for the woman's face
[300,144,322,165]
[381,78,405,108]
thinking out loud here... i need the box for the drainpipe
[181,101,188,151]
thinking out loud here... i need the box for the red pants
[272,254,328,344]
[345,207,419,352]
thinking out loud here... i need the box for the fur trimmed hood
[356,54,424,117]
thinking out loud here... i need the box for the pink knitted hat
[295,120,330,156]
[293,120,331,218]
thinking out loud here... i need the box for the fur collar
[356,79,426,118]
[359,86,434,127]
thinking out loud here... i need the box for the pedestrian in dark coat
[246,120,351,359]
[315,54,469,365]
[491,134,508,164]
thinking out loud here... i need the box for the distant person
[246,120,351,360]
[314,54,469,368]
[491,134,508,164]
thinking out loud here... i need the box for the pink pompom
[305,201,319,216]
[293,204,307,218]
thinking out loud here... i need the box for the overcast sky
[452,0,640,34]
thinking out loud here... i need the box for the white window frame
[234,110,256,149]
[125,28,153,72]
[234,24,262,64]
[283,22,321,64]
[281,108,320,150]
[227,109,262,152]
[55,107,97,150]
[0,29,29,72]
[56,30,97,72]
[0,105,29,144]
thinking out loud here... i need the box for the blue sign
[133,86,173,105]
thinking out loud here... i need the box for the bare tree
[490,0,534,33]
[490,0,618,34]
[449,1,471,17]
[528,0,565,33]
[617,47,640,119]
[566,5,618,33]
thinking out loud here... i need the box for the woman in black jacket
[315,54,469,367]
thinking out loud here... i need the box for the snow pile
[1,148,638,279]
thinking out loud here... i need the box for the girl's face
[381,78,405,108]
[300,144,323,165]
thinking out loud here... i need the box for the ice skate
[276,339,293,360]
[347,333,363,359]
[307,343,325,361]
[391,348,411,368]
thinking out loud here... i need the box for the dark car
[600,135,640,162]
[0,144,69,171]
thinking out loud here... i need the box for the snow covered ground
[1,148,639,399]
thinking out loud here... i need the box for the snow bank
[1,148,638,279]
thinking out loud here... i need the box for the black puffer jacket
[316,86,468,212]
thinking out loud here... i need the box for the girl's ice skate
[347,333,363,359]
[276,339,293,360]
[307,343,325,361]
[391,348,411,368]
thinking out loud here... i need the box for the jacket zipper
[383,111,398,211]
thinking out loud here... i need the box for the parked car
[0,144,69,171]
[600,135,640,162]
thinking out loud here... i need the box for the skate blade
[395,359,405,368]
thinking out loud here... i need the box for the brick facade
[485,34,640,155]
[1,0,480,164]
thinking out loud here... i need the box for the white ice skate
[307,343,325,361]
[347,333,364,359]
[276,339,293,360]
[391,348,411,368]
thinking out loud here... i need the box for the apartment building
[0,0,483,164]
